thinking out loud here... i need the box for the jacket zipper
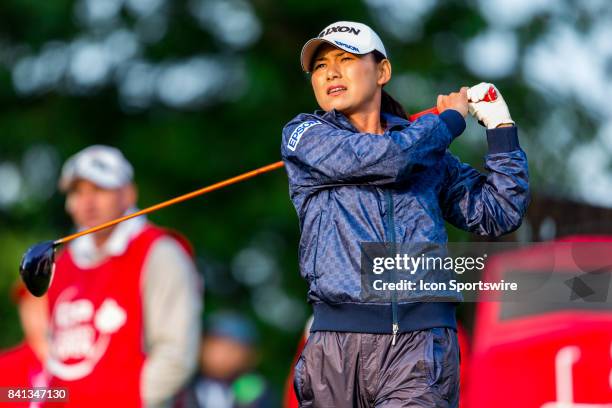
[384,190,399,346]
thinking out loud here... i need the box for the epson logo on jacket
[287,120,322,151]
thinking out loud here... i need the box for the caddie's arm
[141,237,203,408]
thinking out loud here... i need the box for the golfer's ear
[377,59,391,86]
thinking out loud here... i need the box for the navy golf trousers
[294,327,460,407]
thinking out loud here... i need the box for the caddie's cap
[59,145,134,192]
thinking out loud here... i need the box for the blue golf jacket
[281,109,530,334]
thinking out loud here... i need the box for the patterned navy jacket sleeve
[281,111,463,187]
[439,126,530,237]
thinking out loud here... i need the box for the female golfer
[281,21,529,407]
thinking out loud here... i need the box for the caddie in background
[0,281,49,404]
[44,145,202,408]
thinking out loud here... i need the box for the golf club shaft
[53,98,486,246]
[54,160,286,246]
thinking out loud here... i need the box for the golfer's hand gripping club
[408,83,499,122]
[467,82,514,129]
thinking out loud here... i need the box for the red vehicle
[465,236,612,407]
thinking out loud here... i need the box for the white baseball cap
[59,145,134,192]
[300,21,388,73]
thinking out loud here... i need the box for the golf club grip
[408,107,439,121]
[407,85,497,122]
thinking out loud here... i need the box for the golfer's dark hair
[372,51,408,120]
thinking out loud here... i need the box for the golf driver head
[19,240,57,297]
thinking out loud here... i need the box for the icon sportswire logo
[287,120,322,151]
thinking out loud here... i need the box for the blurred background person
[0,281,48,407]
[44,145,202,407]
[177,311,274,408]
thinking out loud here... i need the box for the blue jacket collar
[315,109,409,132]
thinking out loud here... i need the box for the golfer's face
[310,44,380,114]
[66,180,134,229]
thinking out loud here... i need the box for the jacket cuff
[486,126,520,154]
[439,110,466,139]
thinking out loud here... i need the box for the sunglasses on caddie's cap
[300,21,388,73]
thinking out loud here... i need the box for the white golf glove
[467,83,514,129]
